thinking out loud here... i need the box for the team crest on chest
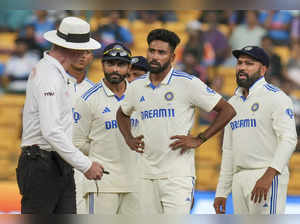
[251,103,259,112]
[164,91,174,101]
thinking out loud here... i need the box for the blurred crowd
[0,10,299,151]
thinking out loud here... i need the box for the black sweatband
[57,30,90,43]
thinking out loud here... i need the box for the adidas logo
[102,107,111,114]
[185,197,191,202]
[140,96,145,102]
[263,202,268,208]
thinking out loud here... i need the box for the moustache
[149,60,160,66]
[237,71,249,77]
[109,72,122,77]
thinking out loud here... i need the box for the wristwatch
[197,132,208,142]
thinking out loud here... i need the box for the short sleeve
[188,77,222,112]
[120,82,136,116]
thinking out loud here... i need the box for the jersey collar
[235,76,266,97]
[101,78,128,100]
[145,67,174,89]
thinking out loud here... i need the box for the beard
[149,59,171,74]
[236,69,262,89]
[104,71,125,84]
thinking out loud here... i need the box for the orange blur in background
[0,182,21,213]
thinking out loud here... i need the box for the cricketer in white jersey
[70,77,95,214]
[214,46,297,215]
[72,42,140,215]
[117,29,236,214]
[66,49,95,214]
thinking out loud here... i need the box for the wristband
[197,133,208,142]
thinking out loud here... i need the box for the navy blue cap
[232,46,269,67]
[131,56,150,72]
[102,42,131,63]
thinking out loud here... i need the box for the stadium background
[0,10,299,214]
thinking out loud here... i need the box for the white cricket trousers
[74,169,86,214]
[232,168,288,214]
[139,177,195,214]
[86,191,140,215]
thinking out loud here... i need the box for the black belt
[21,145,73,176]
[21,145,53,160]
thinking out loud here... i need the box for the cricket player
[214,46,297,214]
[116,29,236,214]
[127,56,150,83]
[72,42,140,214]
[67,50,95,214]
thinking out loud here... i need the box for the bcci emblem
[164,91,174,101]
[251,103,259,112]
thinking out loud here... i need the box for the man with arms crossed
[72,43,139,214]
[116,29,236,214]
[18,17,104,214]
[214,46,297,214]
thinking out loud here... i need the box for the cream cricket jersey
[73,77,95,100]
[120,68,222,179]
[69,75,95,154]
[216,77,297,198]
[72,79,138,193]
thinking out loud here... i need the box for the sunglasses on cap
[103,47,131,57]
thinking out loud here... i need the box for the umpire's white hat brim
[43,17,101,50]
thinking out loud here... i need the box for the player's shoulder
[262,82,292,103]
[83,78,95,87]
[129,73,148,87]
[262,82,281,94]
[131,74,148,83]
[81,82,103,101]
[171,69,195,81]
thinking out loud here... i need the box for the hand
[213,197,227,214]
[169,135,202,154]
[84,161,104,180]
[125,135,144,153]
[251,167,278,203]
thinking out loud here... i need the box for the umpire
[17,17,104,214]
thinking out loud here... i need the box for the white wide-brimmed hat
[43,17,101,50]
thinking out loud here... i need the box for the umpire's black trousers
[16,145,76,214]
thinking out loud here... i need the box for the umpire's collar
[43,51,77,84]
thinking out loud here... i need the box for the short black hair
[147,28,180,52]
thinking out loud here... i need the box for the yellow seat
[273,46,290,65]
[216,67,237,96]
[290,153,300,170]
[0,159,16,180]
[130,20,163,34]
[0,32,18,63]
[195,165,219,190]
[0,32,17,48]
[0,94,25,106]
[177,10,200,23]
[290,89,300,99]
[163,21,186,33]
[87,66,103,83]
[288,170,300,195]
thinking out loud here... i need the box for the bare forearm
[116,107,133,140]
